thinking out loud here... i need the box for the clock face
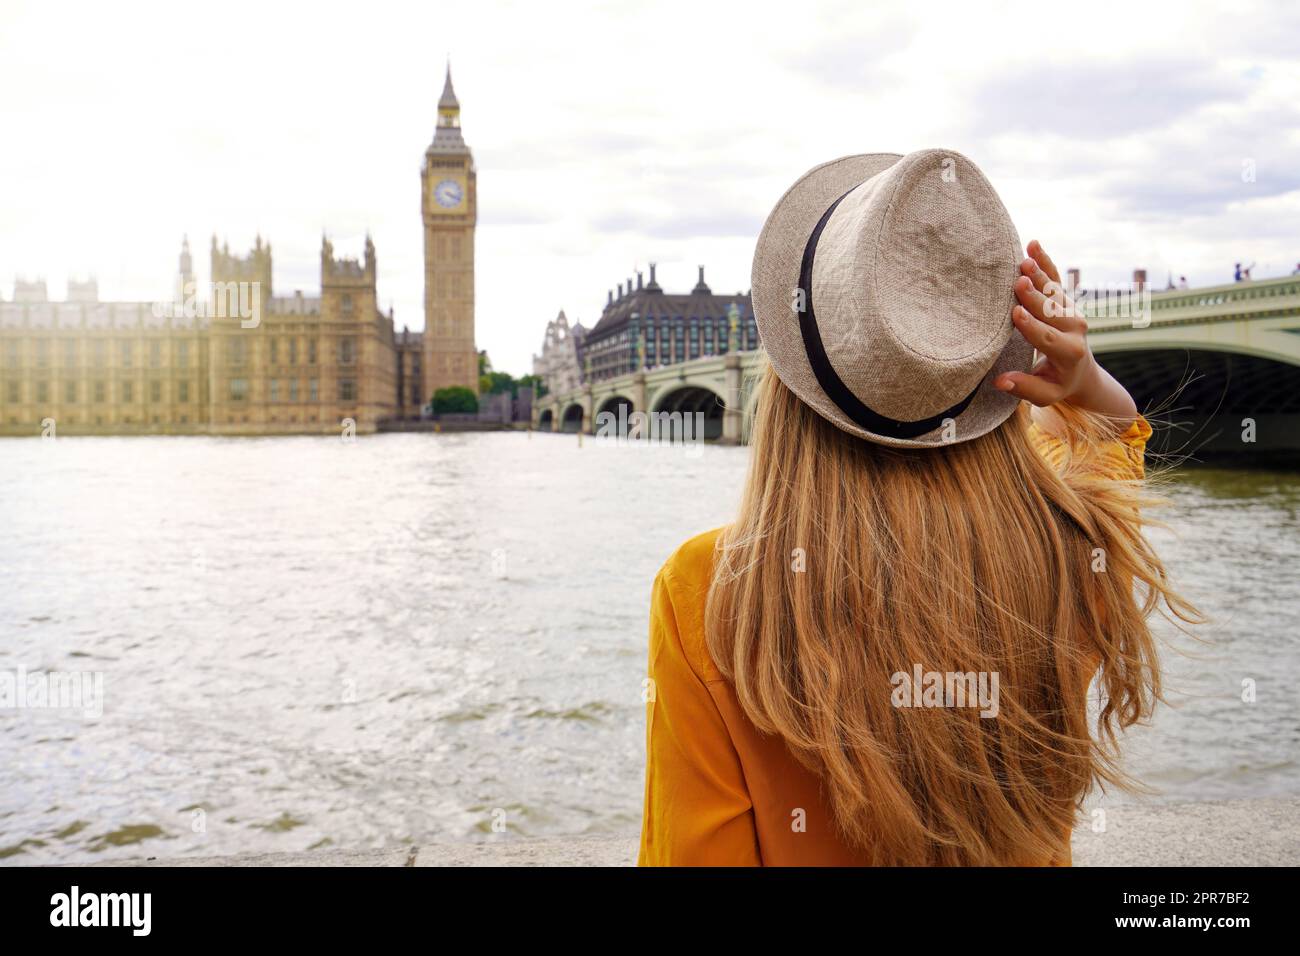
[434,179,464,209]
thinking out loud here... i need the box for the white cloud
[1,0,1297,375]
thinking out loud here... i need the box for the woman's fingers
[994,370,1065,407]
[1026,240,1062,285]
[1015,275,1078,330]
[1003,240,1092,410]
[1029,354,1057,379]
[1014,275,1046,315]
[1019,257,1063,300]
[1018,264,1083,328]
[1013,277,1066,329]
[1011,303,1085,364]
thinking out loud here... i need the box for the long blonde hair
[705,364,1199,865]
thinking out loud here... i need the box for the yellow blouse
[638,415,1153,866]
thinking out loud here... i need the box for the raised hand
[994,240,1138,433]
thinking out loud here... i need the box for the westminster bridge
[534,273,1300,455]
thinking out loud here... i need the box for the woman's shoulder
[651,526,727,683]
[660,526,726,585]
[1028,413,1153,481]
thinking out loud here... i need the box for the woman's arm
[994,240,1139,438]
[638,565,761,866]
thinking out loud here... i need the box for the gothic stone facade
[0,69,476,434]
[532,310,587,398]
[0,236,398,435]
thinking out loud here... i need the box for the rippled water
[1,433,1297,863]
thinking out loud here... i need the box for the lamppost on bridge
[582,354,594,435]
[632,312,644,373]
[722,303,744,444]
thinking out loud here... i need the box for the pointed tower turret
[421,58,478,399]
[179,235,194,290]
[439,61,459,113]
[429,61,467,154]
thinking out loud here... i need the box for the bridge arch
[596,394,636,415]
[652,384,726,441]
[560,403,585,433]
[1095,345,1300,460]
[537,408,554,430]
[593,395,637,437]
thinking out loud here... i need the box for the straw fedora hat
[751,148,1032,448]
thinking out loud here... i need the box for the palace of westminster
[1,65,762,437]
[0,69,479,436]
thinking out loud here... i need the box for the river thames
[1,431,1298,863]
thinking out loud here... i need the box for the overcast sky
[1,0,1297,375]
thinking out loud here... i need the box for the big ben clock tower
[421,63,478,400]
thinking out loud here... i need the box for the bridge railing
[1084,274,1300,332]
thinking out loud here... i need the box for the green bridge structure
[534,274,1300,458]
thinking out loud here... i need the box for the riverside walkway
[87,797,1298,867]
